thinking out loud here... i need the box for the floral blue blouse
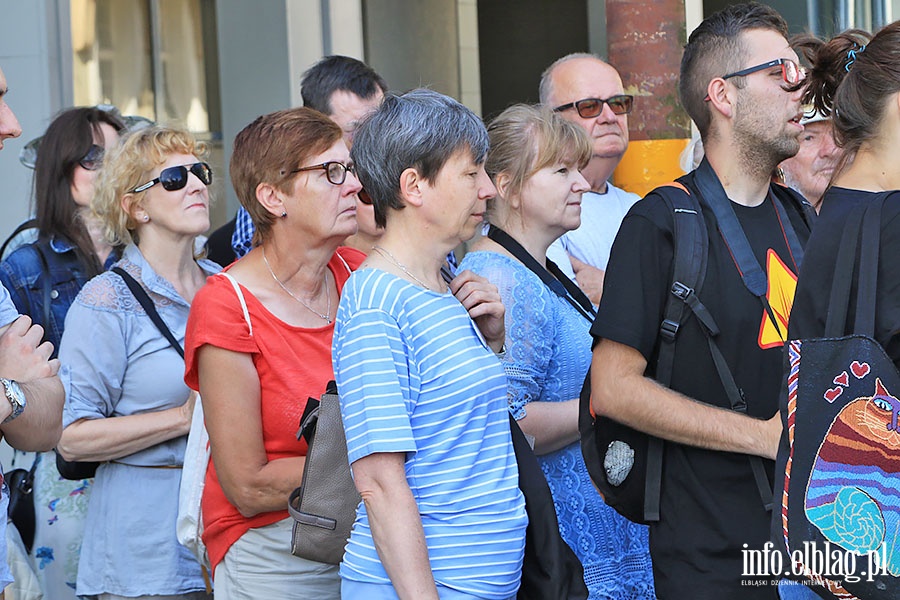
[460,250,656,600]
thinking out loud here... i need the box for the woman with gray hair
[333,89,528,599]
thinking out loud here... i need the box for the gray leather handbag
[288,381,360,564]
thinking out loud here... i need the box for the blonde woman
[57,126,218,599]
[460,105,655,599]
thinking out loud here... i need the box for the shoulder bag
[775,192,899,599]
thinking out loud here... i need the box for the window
[71,0,220,134]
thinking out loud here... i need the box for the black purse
[5,454,38,553]
[58,267,185,480]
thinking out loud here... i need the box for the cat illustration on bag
[805,376,900,577]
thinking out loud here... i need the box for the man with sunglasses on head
[589,4,813,598]
[541,53,639,305]
[0,64,66,595]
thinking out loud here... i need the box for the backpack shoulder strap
[0,219,38,259]
[635,179,709,522]
[653,179,708,386]
[771,181,816,231]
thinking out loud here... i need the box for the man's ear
[399,167,425,208]
[706,77,735,120]
[255,182,286,217]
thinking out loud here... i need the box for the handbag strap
[217,272,253,336]
[486,224,596,322]
[112,267,184,358]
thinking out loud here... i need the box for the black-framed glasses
[291,161,355,185]
[722,58,805,86]
[131,162,212,193]
[357,189,373,205]
[553,94,634,118]
[78,144,105,171]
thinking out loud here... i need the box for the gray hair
[350,88,489,228]
[539,52,600,105]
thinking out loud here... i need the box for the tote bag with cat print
[774,193,899,599]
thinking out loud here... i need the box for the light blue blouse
[460,251,656,600]
[59,244,219,597]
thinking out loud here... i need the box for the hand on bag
[0,315,59,382]
[180,390,198,434]
[570,256,604,305]
[450,270,506,354]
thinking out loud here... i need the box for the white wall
[0,0,68,242]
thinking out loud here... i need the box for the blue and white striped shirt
[333,268,527,599]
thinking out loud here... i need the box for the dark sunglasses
[722,58,805,86]
[553,94,634,118]
[357,189,373,205]
[132,162,213,193]
[78,145,105,171]
[291,161,355,186]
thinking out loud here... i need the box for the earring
[142,215,150,222]
[281,211,287,218]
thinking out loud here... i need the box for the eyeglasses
[722,58,805,86]
[357,189,373,205]
[131,162,213,193]
[553,94,634,118]
[291,161,355,185]
[78,145,105,171]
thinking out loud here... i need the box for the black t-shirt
[592,175,811,599]
[789,187,900,366]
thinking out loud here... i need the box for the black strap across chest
[690,159,805,342]
[486,224,596,323]
[112,267,184,358]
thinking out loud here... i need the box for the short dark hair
[300,55,388,115]
[351,89,489,228]
[679,2,789,139]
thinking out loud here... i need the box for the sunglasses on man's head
[553,94,634,118]
[131,162,213,193]
[78,145,105,171]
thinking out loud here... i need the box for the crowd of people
[0,2,898,599]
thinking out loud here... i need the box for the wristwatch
[0,378,26,424]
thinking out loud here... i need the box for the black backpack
[580,168,813,524]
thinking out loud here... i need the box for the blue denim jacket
[0,237,116,356]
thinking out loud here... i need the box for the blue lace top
[460,250,656,600]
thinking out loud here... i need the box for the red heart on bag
[833,371,849,387]
[824,387,843,403]
[850,361,870,379]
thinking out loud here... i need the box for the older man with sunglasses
[540,53,639,304]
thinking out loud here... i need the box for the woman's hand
[180,390,198,431]
[450,270,506,353]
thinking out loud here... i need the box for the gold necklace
[261,246,332,323]
[372,246,445,293]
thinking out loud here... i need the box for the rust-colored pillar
[607,0,692,197]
